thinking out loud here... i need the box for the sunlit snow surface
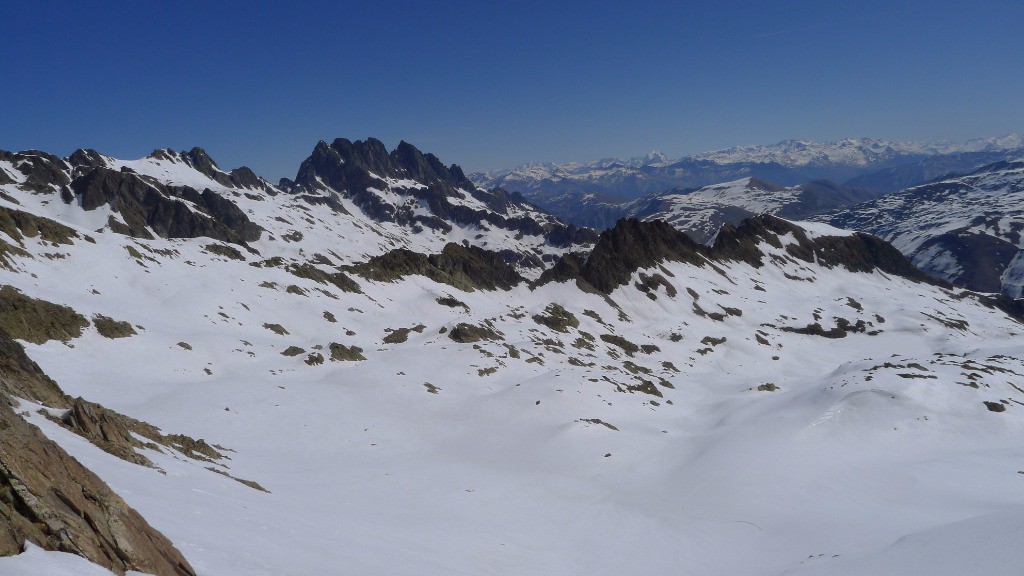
[1,156,1024,575]
[818,160,1024,296]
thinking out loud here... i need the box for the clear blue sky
[3,1,1022,180]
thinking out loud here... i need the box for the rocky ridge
[819,159,1024,296]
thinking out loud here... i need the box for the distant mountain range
[471,136,1024,227]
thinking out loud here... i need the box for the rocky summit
[0,139,1023,576]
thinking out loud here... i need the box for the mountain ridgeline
[471,136,1024,230]
[819,160,1024,297]
[2,136,1024,575]
[281,137,596,251]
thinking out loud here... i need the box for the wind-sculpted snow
[2,144,1024,576]
[820,160,1024,296]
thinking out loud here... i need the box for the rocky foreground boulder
[0,397,196,576]
[0,325,196,575]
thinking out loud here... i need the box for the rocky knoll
[348,242,524,291]
[711,214,946,284]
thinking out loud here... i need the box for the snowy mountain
[693,135,1022,167]
[2,141,1024,576]
[471,136,1024,225]
[819,159,1024,297]
[0,140,595,278]
[624,177,879,243]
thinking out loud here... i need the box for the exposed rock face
[0,398,196,576]
[68,167,262,243]
[0,327,196,575]
[0,150,71,193]
[712,215,946,285]
[52,397,225,469]
[348,243,524,291]
[0,327,67,408]
[911,232,1017,294]
[67,149,108,170]
[289,138,596,250]
[535,252,586,286]
[544,216,944,294]
[0,285,91,345]
[177,148,272,192]
[580,219,707,293]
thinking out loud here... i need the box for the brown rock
[0,398,196,575]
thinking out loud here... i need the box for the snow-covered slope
[820,159,1024,296]
[622,177,876,243]
[2,143,1024,576]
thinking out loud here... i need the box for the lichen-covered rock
[532,304,579,333]
[448,323,502,343]
[0,327,67,407]
[0,286,90,345]
[329,343,365,361]
[0,205,80,246]
[92,314,137,338]
[348,243,523,291]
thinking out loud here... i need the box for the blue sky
[3,1,1022,180]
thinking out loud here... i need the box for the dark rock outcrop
[713,214,947,285]
[348,243,524,291]
[67,149,108,170]
[68,167,261,243]
[177,148,271,192]
[536,252,587,285]
[580,219,707,294]
[0,150,71,193]
[290,138,594,252]
[542,216,946,294]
